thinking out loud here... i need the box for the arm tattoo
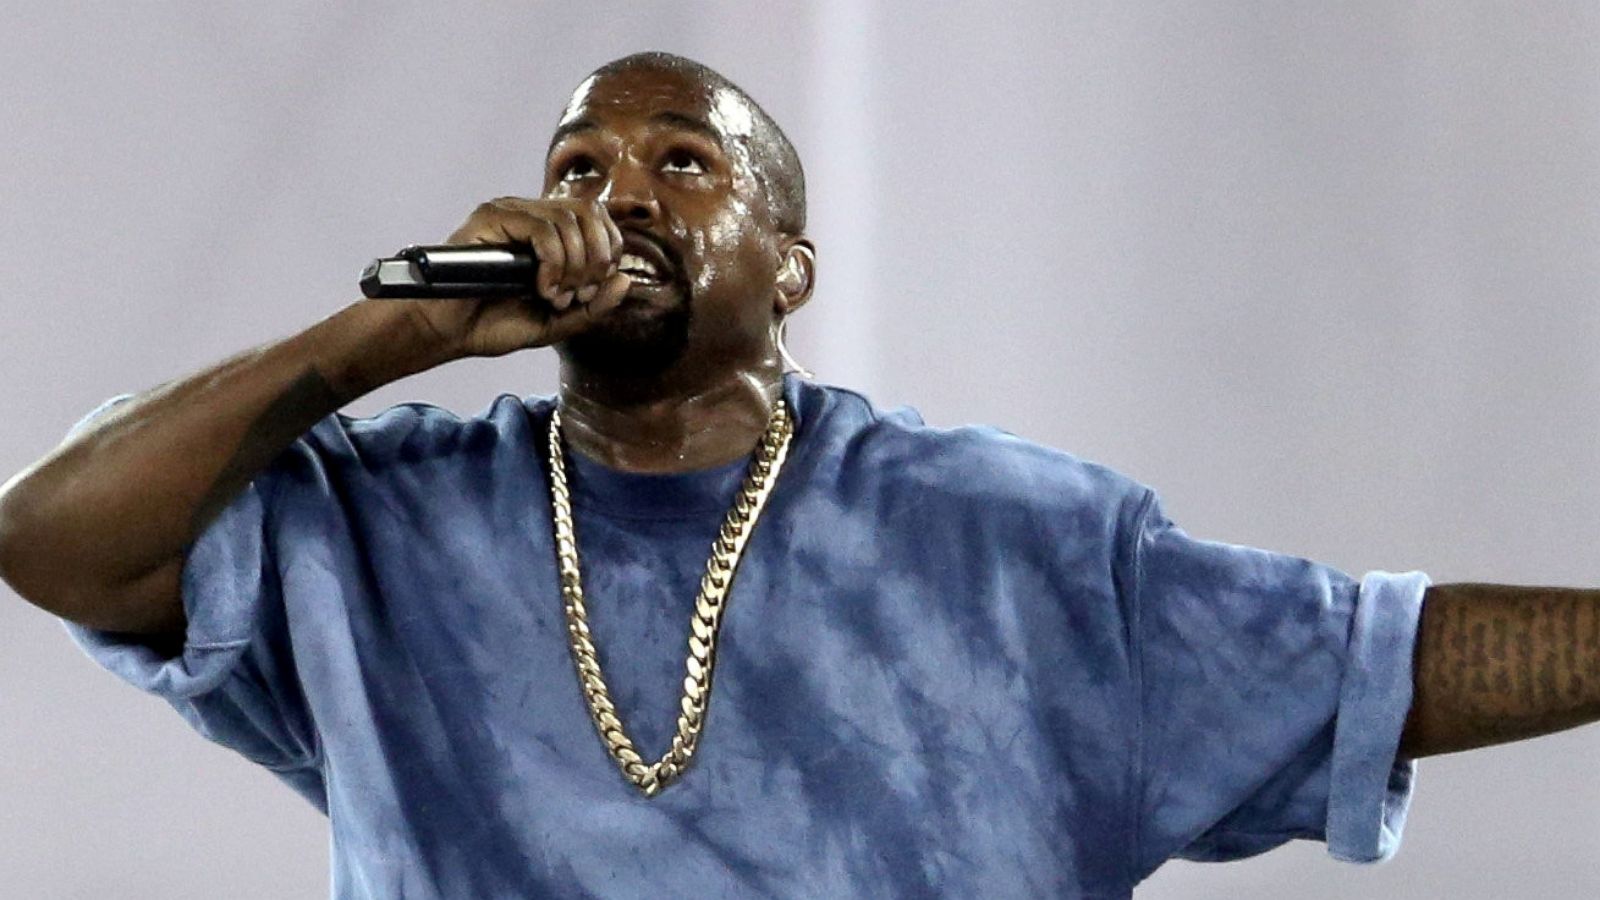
[1402,582,1600,757]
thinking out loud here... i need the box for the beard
[559,291,693,379]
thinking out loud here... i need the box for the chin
[561,298,692,378]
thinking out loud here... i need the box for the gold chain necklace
[545,400,794,797]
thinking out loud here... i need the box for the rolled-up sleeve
[56,395,325,808]
[1126,487,1429,880]
[1325,569,1429,862]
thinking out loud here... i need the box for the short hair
[579,51,807,235]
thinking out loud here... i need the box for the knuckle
[473,200,502,217]
[532,223,562,250]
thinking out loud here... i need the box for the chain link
[546,401,795,796]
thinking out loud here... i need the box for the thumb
[541,274,631,343]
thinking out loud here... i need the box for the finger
[553,209,586,305]
[479,199,571,306]
[444,200,506,245]
[576,204,615,293]
[580,209,624,305]
[473,197,540,242]
[593,271,632,311]
[601,207,623,264]
[544,274,630,343]
[525,219,568,307]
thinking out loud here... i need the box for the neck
[555,358,785,473]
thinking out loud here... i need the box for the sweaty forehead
[556,68,755,144]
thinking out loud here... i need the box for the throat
[555,370,784,474]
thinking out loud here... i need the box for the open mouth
[618,251,668,286]
[616,232,679,288]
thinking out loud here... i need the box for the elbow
[0,468,186,636]
[0,474,107,623]
[0,474,46,604]
[0,484,81,621]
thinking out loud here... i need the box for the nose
[599,163,659,226]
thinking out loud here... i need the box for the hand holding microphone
[368,197,633,360]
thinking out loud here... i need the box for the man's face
[542,66,781,375]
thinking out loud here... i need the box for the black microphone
[360,244,539,298]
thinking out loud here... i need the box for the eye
[559,155,599,182]
[661,149,705,175]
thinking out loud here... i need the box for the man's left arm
[1399,582,1600,757]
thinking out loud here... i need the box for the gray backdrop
[3,2,1598,897]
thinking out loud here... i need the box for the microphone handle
[360,244,539,298]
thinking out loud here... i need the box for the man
[0,50,1593,898]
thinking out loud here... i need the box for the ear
[773,237,816,316]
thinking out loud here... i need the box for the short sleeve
[1125,487,1429,881]
[57,395,326,810]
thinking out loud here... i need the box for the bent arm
[1399,582,1600,758]
[0,300,444,637]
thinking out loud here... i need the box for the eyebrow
[546,111,724,157]
[547,118,597,154]
[648,111,723,147]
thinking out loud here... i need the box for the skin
[2,56,1599,775]
[0,62,818,644]
[1400,583,1600,756]
[495,64,1600,762]
[428,64,817,473]
[544,67,815,472]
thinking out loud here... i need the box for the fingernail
[560,290,575,307]
[577,285,597,303]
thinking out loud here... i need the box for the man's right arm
[0,300,450,639]
[0,196,625,641]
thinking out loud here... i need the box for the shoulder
[797,380,1152,526]
[289,392,548,473]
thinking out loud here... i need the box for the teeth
[618,252,661,278]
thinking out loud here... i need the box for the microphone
[360,244,539,298]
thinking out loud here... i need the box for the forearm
[0,300,447,631]
[1398,581,1600,758]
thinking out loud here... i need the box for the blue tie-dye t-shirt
[62,374,1428,899]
